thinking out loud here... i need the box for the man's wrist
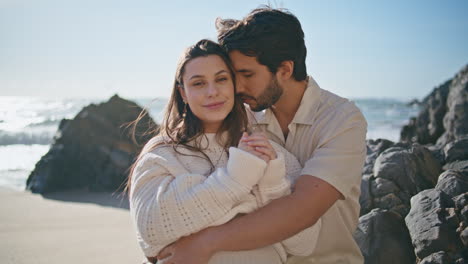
[198,226,222,255]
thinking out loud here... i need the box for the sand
[0,187,145,264]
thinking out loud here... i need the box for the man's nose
[235,76,245,94]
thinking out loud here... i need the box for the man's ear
[178,85,187,103]
[276,60,294,80]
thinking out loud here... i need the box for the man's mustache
[238,93,256,101]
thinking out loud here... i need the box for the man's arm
[204,174,341,252]
[157,174,341,262]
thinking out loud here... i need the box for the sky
[1,0,467,100]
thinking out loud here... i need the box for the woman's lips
[204,101,225,110]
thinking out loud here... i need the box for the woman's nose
[206,82,219,96]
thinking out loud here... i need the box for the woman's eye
[193,81,204,86]
[217,77,228,82]
[244,73,253,78]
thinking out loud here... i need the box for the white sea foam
[0,144,50,190]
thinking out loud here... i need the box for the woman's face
[180,55,235,133]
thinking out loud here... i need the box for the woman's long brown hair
[125,39,248,195]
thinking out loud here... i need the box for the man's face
[229,50,283,112]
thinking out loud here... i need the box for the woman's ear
[276,60,294,81]
[178,85,187,103]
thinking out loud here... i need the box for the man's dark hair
[217,6,307,81]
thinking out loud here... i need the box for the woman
[128,39,321,264]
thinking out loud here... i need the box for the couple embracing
[128,6,367,264]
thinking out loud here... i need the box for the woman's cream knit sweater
[130,134,321,264]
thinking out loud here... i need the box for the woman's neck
[203,123,222,133]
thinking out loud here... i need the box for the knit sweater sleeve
[130,145,267,257]
[255,141,301,204]
[255,141,322,257]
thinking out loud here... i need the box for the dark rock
[453,193,468,210]
[407,98,421,107]
[405,189,462,260]
[438,65,468,146]
[373,192,402,209]
[373,145,441,196]
[400,79,450,144]
[367,138,395,154]
[444,137,468,163]
[443,161,468,173]
[359,143,441,218]
[420,251,452,264]
[444,207,461,228]
[370,177,400,197]
[354,208,415,264]
[460,227,468,247]
[400,64,468,146]
[367,64,468,264]
[359,174,373,216]
[363,139,395,174]
[362,164,373,176]
[436,170,468,198]
[453,193,468,226]
[26,95,157,194]
[427,144,446,167]
[461,205,468,224]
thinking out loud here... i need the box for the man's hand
[156,229,215,264]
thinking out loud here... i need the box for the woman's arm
[130,145,267,257]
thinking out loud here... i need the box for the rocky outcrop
[405,190,457,261]
[401,64,468,146]
[438,66,468,146]
[404,174,468,263]
[359,142,441,217]
[362,138,396,175]
[26,95,157,194]
[354,208,415,264]
[436,170,468,198]
[373,145,441,196]
[444,137,468,164]
[358,139,468,263]
[357,64,468,263]
[419,251,453,264]
[400,80,450,144]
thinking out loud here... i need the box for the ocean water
[0,96,420,191]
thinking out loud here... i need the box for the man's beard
[242,76,283,112]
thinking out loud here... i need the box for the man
[157,7,367,264]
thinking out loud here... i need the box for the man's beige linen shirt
[249,76,367,264]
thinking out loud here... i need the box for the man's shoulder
[318,88,359,112]
[317,88,366,124]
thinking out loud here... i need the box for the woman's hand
[238,132,277,163]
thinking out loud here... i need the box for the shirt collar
[253,76,321,126]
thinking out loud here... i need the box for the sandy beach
[0,187,144,264]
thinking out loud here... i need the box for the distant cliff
[401,64,468,146]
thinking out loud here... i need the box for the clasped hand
[238,131,277,162]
